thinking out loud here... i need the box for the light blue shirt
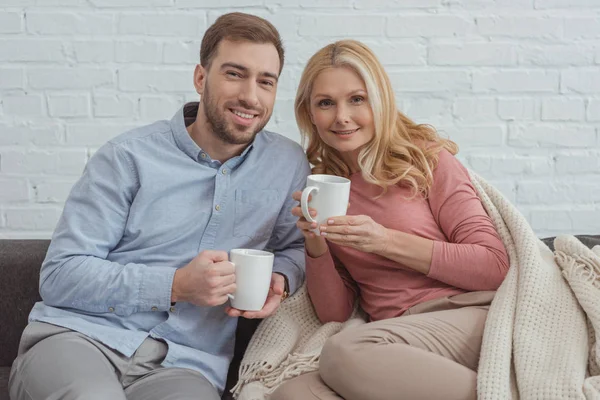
[29,102,311,394]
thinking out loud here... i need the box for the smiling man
[9,13,310,400]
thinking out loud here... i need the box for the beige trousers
[271,291,495,400]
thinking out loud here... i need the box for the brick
[90,0,172,6]
[0,68,24,89]
[355,0,441,7]
[118,69,193,93]
[536,0,600,7]
[118,13,204,37]
[443,126,505,147]
[28,68,114,90]
[518,44,593,66]
[588,99,600,121]
[541,97,585,121]
[473,155,552,176]
[476,16,562,38]
[497,98,537,120]
[4,208,61,231]
[265,0,352,6]
[508,124,596,148]
[33,179,77,203]
[565,17,600,39]
[555,152,600,174]
[65,123,134,146]
[27,12,114,35]
[0,178,30,202]
[0,124,63,146]
[387,15,473,37]
[403,98,453,124]
[0,11,23,33]
[116,41,161,64]
[139,95,182,120]
[570,210,600,233]
[1,150,87,175]
[562,70,600,94]
[361,41,425,66]
[518,181,600,205]
[530,209,573,231]
[0,0,34,4]
[452,98,498,123]
[473,70,558,93]
[300,16,385,37]
[429,43,516,66]
[0,39,65,62]
[389,70,471,92]
[177,0,255,6]
[48,94,90,118]
[72,40,114,63]
[3,94,44,116]
[93,95,136,117]
[34,0,88,5]
[163,41,201,65]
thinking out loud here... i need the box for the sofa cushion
[0,240,48,368]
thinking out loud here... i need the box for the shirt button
[215,205,221,211]
[222,169,228,175]
[151,306,158,311]
[108,307,115,312]
[200,153,207,159]
[169,306,176,312]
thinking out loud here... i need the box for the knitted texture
[233,171,600,400]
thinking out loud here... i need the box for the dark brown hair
[200,12,285,73]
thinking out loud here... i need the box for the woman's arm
[306,248,358,323]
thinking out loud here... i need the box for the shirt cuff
[138,266,177,312]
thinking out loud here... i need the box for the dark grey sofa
[2,236,600,400]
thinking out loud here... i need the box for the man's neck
[187,115,249,164]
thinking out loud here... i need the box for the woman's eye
[351,96,364,104]
[318,99,333,107]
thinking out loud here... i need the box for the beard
[202,83,269,146]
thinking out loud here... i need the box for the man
[9,12,310,400]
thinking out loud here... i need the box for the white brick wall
[1,1,599,239]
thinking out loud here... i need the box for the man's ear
[193,64,207,95]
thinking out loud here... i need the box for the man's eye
[261,80,274,87]
[226,71,241,78]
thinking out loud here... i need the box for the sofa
[2,235,600,400]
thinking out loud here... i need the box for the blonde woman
[272,40,510,400]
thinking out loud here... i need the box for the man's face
[194,39,280,145]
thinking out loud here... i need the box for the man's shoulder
[107,120,172,148]
[256,129,305,160]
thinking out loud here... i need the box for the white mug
[301,174,351,235]
[227,249,274,311]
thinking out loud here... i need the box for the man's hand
[171,250,236,307]
[225,273,285,319]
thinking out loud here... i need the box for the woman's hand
[320,215,390,254]
[291,191,328,258]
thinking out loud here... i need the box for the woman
[271,40,510,400]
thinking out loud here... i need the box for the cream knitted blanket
[232,171,600,400]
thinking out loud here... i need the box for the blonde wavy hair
[295,40,458,198]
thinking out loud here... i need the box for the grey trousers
[9,322,220,400]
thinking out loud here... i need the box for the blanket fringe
[556,251,600,290]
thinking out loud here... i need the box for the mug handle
[301,186,319,223]
[227,262,236,300]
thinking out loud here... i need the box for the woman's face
[309,66,375,158]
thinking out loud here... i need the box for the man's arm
[267,155,312,295]
[39,143,175,316]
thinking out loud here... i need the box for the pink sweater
[306,149,510,323]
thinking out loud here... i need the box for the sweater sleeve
[305,247,358,323]
[426,149,509,291]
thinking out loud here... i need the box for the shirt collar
[170,102,256,166]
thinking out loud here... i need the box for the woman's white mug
[301,174,351,235]
[227,249,274,311]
